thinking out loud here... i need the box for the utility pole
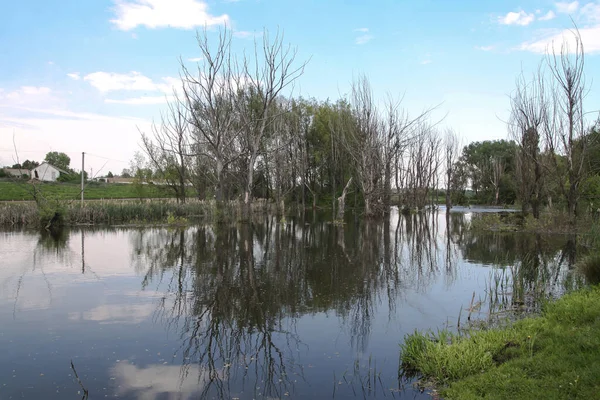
[81,152,85,206]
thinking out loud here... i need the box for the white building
[31,162,68,182]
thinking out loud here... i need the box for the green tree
[22,160,40,170]
[44,152,70,171]
[107,171,114,178]
[460,140,518,204]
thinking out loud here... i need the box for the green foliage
[166,211,188,225]
[400,287,600,399]
[57,172,84,183]
[459,140,518,204]
[37,201,67,229]
[44,151,71,171]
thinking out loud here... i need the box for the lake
[0,209,580,399]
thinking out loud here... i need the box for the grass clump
[577,253,600,285]
[400,286,600,399]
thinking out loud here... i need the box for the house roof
[3,168,31,176]
[35,162,70,174]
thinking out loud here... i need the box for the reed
[0,198,276,228]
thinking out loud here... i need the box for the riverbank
[467,210,596,234]
[0,199,275,228]
[400,286,600,399]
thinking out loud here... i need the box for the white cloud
[233,30,259,39]
[110,0,229,30]
[539,10,557,20]
[67,73,81,80]
[20,86,52,95]
[353,28,373,45]
[518,25,600,53]
[83,71,178,94]
[475,45,494,51]
[0,86,59,109]
[355,34,374,45]
[106,95,172,105]
[556,1,579,14]
[581,2,600,22]
[187,57,203,62]
[420,59,432,65]
[498,10,536,26]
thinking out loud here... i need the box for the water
[0,210,579,399]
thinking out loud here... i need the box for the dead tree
[341,75,383,217]
[180,27,242,205]
[234,30,308,221]
[545,26,588,221]
[141,91,191,203]
[337,177,353,220]
[509,67,547,218]
[490,156,505,206]
[444,129,460,211]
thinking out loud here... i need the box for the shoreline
[400,286,600,399]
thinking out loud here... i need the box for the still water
[0,210,578,399]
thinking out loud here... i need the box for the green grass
[399,286,600,399]
[0,181,196,201]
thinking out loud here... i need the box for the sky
[1,0,600,176]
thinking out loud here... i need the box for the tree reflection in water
[127,210,582,398]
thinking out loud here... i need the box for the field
[0,181,195,201]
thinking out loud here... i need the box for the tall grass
[0,199,275,228]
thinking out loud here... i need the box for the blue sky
[1,0,599,175]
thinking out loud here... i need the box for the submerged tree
[545,27,588,221]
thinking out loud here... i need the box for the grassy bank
[0,181,196,201]
[467,211,593,234]
[400,286,600,399]
[0,199,274,228]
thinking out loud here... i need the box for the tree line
[132,26,598,222]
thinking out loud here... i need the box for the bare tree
[180,27,243,204]
[234,30,308,220]
[509,67,548,218]
[141,91,191,203]
[490,156,505,205]
[444,129,460,211]
[337,177,353,220]
[545,26,588,221]
[342,75,382,217]
[404,123,441,210]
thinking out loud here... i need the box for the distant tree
[121,169,132,178]
[44,152,70,171]
[107,171,114,178]
[461,140,517,205]
[21,160,38,170]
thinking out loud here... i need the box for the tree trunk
[336,177,353,220]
